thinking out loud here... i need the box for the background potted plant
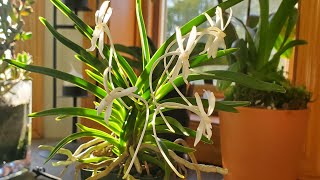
[0,0,34,178]
[218,0,311,179]
[5,0,285,179]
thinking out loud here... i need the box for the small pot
[0,81,32,178]
[219,107,308,180]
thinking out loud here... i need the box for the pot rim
[233,106,310,113]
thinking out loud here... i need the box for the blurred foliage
[225,82,311,110]
[0,0,34,95]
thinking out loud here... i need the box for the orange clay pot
[219,107,309,180]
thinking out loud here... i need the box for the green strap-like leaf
[28,107,121,136]
[39,17,106,73]
[280,8,298,48]
[184,127,213,144]
[264,40,307,71]
[45,131,119,163]
[79,157,114,164]
[4,59,106,99]
[138,153,165,170]
[152,116,190,136]
[265,0,298,65]
[135,0,243,92]
[148,125,212,144]
[116,53,138,85]
[85,69,103,86]
[161,139,195,153]
[136,0,150,68]
[144,136,195,153]
[271,40,307,62]
[76,123,120,147]
[256,0,270,68]
[190,48,238,68]
[219,101,251,107]
[160,97,249,113]
[155,71,285,101]
[193,71,285,92]
[232,16,257,65]
[50,0,137,86]
[50,0,93,37]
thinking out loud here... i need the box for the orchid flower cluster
[6,0,284,179]
[82,1,232,179]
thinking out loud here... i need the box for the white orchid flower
[194,91,216,146]
[200,6,232,59]
[97,86,137,123]
[86,1,113,59]
[97,67,136,123]
[171,26,197,84]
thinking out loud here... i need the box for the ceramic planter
[0,81,32,178]
[219,107,308,180]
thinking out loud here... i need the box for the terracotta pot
[219,107,308,180]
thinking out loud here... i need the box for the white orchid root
[174,139,201,180]
[74,138,104,156]
[44,138,225,179]
[140,143,228,176]
[129,146,142,174]
[86,152,128,180]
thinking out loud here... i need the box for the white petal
[204,13,214,27]
[104,104,113,123]
[223,8,233,30]
[95,10,100,25]
[98,32,105,59]
[205,120,212,139]
[194,120,205,146]
[97,98,107,115]
[205,35,214,50]
[87,27,103,52]
[108,45,114,67]
[195,92,206,115]
[186,26,197,50]
[103,67,111,91]
[175,27,184,52]
[98,1,110,24]
[182,60,190,84]
[92,27,103,37]
[216,7,224,30]
[199,42,209,55]
[207,92,216,115]
[208,39,219,58]
[86,36,98,52]
[171,58,183,81]
[218,38,227,49]
[103,8,113,23]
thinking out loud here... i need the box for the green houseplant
[218,0,311,179]
[220,0,310,108]
[5,0,285,179]
[0,0,34,178]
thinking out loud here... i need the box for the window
[163,0,285,85]
[164,0,281,39]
